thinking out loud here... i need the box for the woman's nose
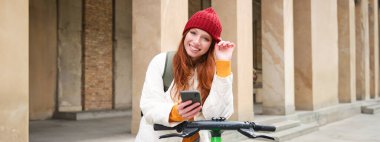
[192,36,200,45]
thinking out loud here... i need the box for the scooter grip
[254,125,276,132]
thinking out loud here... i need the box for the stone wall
[83,0,114,110]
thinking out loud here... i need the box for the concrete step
[237,123,318,142]
[222,129,277,142]
[53,109,132,120]
[362,104,380,114]
[272,122,319,142]
[224,118,310,142]
[254,103,263,115]
[271,120,300,132]
[361,103,378,109]
[255,115,288,125]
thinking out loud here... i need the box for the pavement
[285,113,380,142]
[30,117,135,142]
[30,113,380,142]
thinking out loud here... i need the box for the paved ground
[30,113,380,142]
[286,113,380,142]
[30,117,135,142]
[236,113,380,142]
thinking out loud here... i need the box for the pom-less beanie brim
[183,7,222,43]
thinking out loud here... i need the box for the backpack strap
[163,51,175,92]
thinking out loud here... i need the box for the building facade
[0,0,379,141]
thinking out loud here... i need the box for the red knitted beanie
[183,7,222,43]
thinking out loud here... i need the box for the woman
[135,7,235,142]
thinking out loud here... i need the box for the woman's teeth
[191,46,200,52]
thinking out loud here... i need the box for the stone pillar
[131,0,187,134]
[369,0,379,99]
[115,0,132,109]
[355,0,370,100]
[337,0,356,103]
[29,0,57,119]
[312,0,339,108]
[213,0,254,120]
[0,0,28,141]
[294,0,339,110]
[261,0,295,115]
[58,0,83,112]
[294,0,313,110]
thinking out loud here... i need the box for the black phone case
[180,90,202,105]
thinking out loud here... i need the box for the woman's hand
[215,40,235,61]
[177,100,202,120]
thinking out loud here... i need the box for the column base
[53,109,131,120]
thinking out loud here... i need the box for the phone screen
[180,90,202,106]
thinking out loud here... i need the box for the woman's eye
[202,37,210,42]
[190,31,196,35]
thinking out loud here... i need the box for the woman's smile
[184,28,212,61]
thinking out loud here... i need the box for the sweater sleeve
[201,73,234,120]
[169,104,186,122]
[216,60,231,77]
[140,53,179,127]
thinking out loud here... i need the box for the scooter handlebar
[253,124,276,132]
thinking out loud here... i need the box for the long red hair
[171,32,216,103]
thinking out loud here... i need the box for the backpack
[162,51,175,92]
[141,51,175,117]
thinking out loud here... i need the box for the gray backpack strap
[163,51,175,92]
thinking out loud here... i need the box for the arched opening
[29,0,133,141]
[252,0,263,115]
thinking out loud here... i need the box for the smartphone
[180,90,202,107]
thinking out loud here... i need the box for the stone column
[294,0,313,110]
[29,0,57,119]
[337,0,356,103]
[374,0,380,97]
[58,0,83,112]
[355,0,370,100]
[131,0,187,134]
[114,0,132,109]
[213,0,254,120]
[0,0,28,141]
[261,0,295,115]
[294,0,339,110]
[311,0,339,109]
[369,0,379,99]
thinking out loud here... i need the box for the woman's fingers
[223,41,229,47]
[178,100,192,110]
[228,42,234,47]
[178,102,201,118]
[178,101,196,113]
[182,102,200,113]
[217,41,234,49]
[182,105,202,119]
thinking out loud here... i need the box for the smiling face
[184,28,212,61]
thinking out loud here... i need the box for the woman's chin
[189,55,201,61]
